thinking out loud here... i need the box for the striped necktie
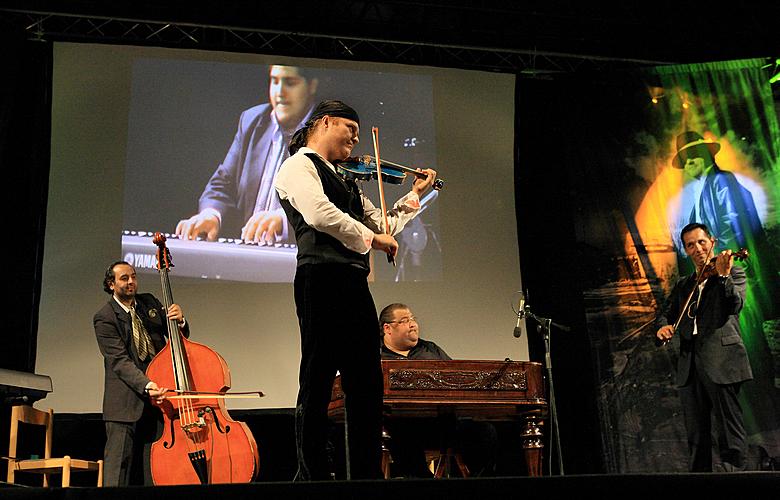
[130,307,155,361]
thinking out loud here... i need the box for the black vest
[280,153,370,270]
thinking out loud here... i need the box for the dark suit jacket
[657,266,753,387]
[199,103,288,236]
[94,293,189,422]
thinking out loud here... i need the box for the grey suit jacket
[657,266,753,387]
[94,293,189,422]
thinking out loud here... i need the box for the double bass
[146,232,260,484]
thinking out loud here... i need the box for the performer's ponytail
[289,125,310,155]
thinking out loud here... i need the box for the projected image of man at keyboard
[120,61,441,284]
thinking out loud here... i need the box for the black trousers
[679,354,747,472]
[293,264,384,480]
[103,404,162,486]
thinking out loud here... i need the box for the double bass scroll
[146,232,260,485]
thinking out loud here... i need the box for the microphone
[3,395,30,405]
[513,291,526,338]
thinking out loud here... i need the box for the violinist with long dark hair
[274,100,436,480]
[655,222,753,472]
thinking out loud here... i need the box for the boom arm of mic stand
[524,310,571,332]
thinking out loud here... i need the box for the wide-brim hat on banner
[672,131,721,168]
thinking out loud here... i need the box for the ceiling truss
[5,10,664,76]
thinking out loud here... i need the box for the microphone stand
[521,304,569,476]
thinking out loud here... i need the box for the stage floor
[1,473,779,500]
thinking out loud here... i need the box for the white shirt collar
[113,295,134,314]
[297,147,337,172]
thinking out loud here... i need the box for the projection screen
[37,42,526,412]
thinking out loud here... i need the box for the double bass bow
[146,232,261,484]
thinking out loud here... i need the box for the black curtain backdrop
[515,77,605,474]
[2,33,52,373]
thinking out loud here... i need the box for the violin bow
[371,126,395,266]
[663,244,715,345]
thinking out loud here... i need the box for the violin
[658,248,749,347]
[336,155,445,191]
[695,248,749,283]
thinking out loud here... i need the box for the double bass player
[94,260,188,486]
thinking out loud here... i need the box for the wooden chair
[6,405,103,487]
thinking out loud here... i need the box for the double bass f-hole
[162,406,225,449]
[201,406,229,434]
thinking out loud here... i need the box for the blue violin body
[336,155,407,185]
[335,155,444,190]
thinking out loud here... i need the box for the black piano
[0,368,52,405]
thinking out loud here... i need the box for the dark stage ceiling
[1,1,778,77]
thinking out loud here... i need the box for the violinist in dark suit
[94,261,189,486]
[656,223,753,472]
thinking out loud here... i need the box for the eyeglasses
[387,316,417,326]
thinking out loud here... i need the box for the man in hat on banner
[669,130,764,258]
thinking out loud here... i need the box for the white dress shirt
[274,147,421,254]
